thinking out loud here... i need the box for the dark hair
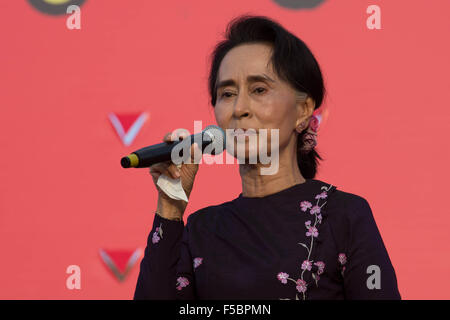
[208,14,325,179]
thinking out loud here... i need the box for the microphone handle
[130,141,177,168]
[121,132,211,168]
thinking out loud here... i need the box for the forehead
[217,42,275,81]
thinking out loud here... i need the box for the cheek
[257,106,292,133]
[256,104,296,146]
[213,105,229,128]
[256,93,293,123]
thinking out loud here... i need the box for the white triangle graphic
[108,112,149,146]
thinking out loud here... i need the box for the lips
[230,128,258,137]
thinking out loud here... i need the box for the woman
[133,15,401,300]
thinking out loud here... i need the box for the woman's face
[214,42,311,162]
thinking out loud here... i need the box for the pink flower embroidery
[152,231,160,244]
[300,201,312,212]
[306,226,319,238]
[277,272,289,284]
[314,261,325,275]
[279,183,334,300]
[310,205,321,215]
[317,214,322,224]
[193,257,203,269]
[338,253,347,277]
[338,253,347,265]
[176,276,189,290]
[301,260,313,271]
[296,279,307,293]
[152,224,163,244]
[315,191,327,200]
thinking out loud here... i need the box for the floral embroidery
[301,260,313,271]
[310,205,321,215]
[300,201,312,212]
[314,261,325,275]
[306,226,319,238]
[296,279,307,293]
[176,276,189,290]
[338,253,347,276]
[277,184,334,300]
[277,272,289,284]
[315,191,328,200]
[338,253,347,265]
[193,257,203,269]
[277,274,307,299]
[152,223,163,244]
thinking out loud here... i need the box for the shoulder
[313,179,374,224]
[315,181,382,252]
[318,183,381,246]
[329,189,371,216]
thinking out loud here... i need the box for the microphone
[120,125,226,168]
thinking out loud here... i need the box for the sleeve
[342,197,401,300]
[133,212,197,300]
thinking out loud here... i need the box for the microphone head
[203,125,226,155]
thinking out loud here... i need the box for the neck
[239,147,306,198]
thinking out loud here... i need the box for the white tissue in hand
[156,173,189,203]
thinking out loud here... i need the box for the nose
[233,91,251,119]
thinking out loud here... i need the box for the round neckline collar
[236,179,314,201]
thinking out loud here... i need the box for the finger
[177,131,189,140]
[157,166,175,179]
[189,142,202,163]
[149,165,161,175]
[167,163,181,179]
[149,170,161,180]
[163,132,172,142]
[171,128,190,141]
[149,162,169,175]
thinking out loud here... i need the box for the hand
[149,129,201,219]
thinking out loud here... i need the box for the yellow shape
[128,153,139,167]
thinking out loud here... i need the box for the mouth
[229,128,258,137]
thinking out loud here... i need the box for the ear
[295,96,316,131]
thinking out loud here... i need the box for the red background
[1,0,449,299]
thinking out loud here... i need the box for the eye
[220,91,234,98]
[253,87,267,94]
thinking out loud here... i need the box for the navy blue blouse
[134,179,401,300]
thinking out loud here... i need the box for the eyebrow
[215,74,275,93]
